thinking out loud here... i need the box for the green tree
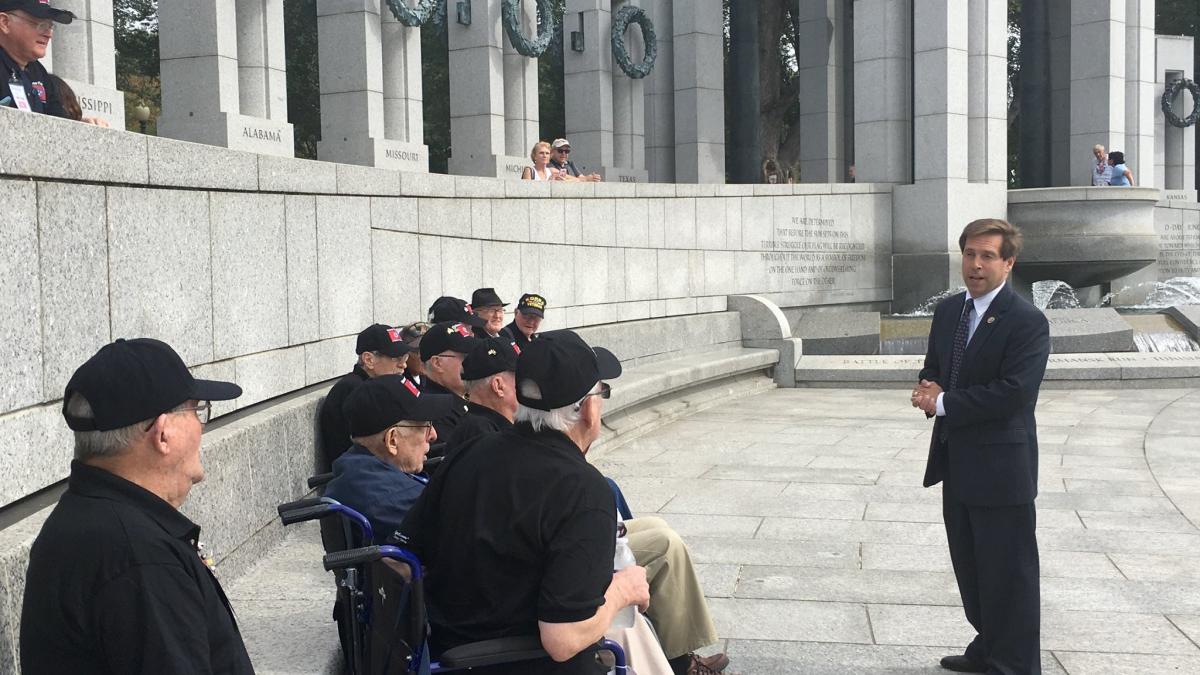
[114,0,159,133]
[284,0,319,158]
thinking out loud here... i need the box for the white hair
[515,380,598,433]
[66,392,153,461]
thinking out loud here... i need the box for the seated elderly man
[470,287,511,339]
[21,338,252,674]
[440,340,729,675]
[418,321,477,449]
[323,374,456,544]
[400,331,650,673]
[318,323,414,471]
[505,293,545,349]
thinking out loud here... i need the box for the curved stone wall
[0,108,893,508]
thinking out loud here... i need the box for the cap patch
[387,327,404,342]
[523,296,546,310]
[453,323,473,337]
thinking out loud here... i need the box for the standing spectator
[1108,150,1135,186]
[20,338,252,674]
[761,158,783,184]
[0,0,71,117]
[522,141,563,181]
[1091,144,1112,186]
[550,138,602,182]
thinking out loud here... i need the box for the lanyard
[7,74,31,112]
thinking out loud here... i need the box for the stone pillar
[672,0,725,183]
[727,0,760,184]
[1124,0,1155,188]
[1018,0,1050,187]
[236,0,288,121]
[159,0,293,156]
[382,7,429,165]
[852,0,911,184]
[1069,1,1124,186]
[503,0,540,158]
[316,1,426,171]
[892,0,1006,311]
[1047,0,1071,185]
[564,0,615,176]
[51,1,124,128]
[967,0,1006,184]
[448,0,524,177]
[797,0,847,183]
[643,0,676,182]
[610,0,648,182]
[1156,36,1197,196]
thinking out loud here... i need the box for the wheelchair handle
[307,472,335,489]
[279,503,333,526]
[322,545,423,579]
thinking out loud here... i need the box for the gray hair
[515,380,597,433]
[65,392,150,461]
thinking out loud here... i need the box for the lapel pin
[986,316,996,324]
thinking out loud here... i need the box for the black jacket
[1,46,66,117]
[318,364,369,471]
[920,283,1051,506]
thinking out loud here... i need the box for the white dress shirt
[935,282,1006,416]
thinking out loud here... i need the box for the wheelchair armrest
[307,472,335,489]
[276,496,326,516]
[436,635,548,668]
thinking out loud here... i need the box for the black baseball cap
[419,321,480,361]
[428,296,486,328]
[461,337,521,381]
[0,1,74,23]
[515,330,621,411]
[471,287,507,308]
[355,324,413,358]
[343,375,458,437]
[516,293,547,318]
[62,338,241,432]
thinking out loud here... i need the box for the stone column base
[317,137,429,172]
[158,112,294,157]
[598,166,650,183]
[63,79,125,129]
[449,154,536,180]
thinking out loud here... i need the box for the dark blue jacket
[324,445,428,544]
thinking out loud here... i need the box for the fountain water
[1031,280,1081,310]
[1133,332,1200,352]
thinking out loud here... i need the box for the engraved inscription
[242,126,283,143]
[761,215,870,290]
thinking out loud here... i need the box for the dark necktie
[947,298,974,390]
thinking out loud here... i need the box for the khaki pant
[625,516,719,659]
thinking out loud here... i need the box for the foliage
[284,0,320,159]
[114,0,159,134]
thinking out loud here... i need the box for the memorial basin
[1007,187,1160,289]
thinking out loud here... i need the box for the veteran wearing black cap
[20,338,253,674]
[318,323,414,470]
[0,1,101,124]
[505,292,545,349]
[427,295,487,329]
[439,336,522,461]
[418,321,477,448]
[470,287,511,338]
[399,330,649,672]
[323,375,457,544]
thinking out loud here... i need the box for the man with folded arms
[21,338,251,674]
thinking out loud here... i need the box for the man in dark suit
[912,218,1051,675]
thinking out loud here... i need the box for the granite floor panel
[588,387,1200,673]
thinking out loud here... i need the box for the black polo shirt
[503,321,536,350]
[318,363,369,471]
[1,46,65,117]
[441,401,512,461]
[422,378,469,457]
[20,462,254,674]
[400,424,615,674]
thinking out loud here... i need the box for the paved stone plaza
[588,386,1200,674]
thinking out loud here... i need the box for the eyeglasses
[583,382,612,400]
[389,421,434,435]
[3,13,55,33]
[475,307,505,317]
[144,401,212,431]
[556,148,571,154]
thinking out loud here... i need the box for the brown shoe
[686,652,730,674]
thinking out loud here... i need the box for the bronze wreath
[1162,78,1200,129]
[611,4,657,79]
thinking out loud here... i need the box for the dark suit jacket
[920,283,1051,507]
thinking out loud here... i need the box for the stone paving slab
[593,387,1200,674]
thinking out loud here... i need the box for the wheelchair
[278,484,627,674]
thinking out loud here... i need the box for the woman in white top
[521,141,563,181]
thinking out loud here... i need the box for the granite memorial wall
[0,107,893,510]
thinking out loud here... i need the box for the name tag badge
[8,80,31,112]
